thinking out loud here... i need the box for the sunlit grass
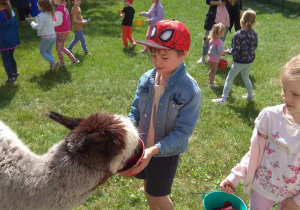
[0,0,300,209]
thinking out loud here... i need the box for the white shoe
[197,57,206,64]
[212,98,227,105]
[71,59,80,64]
[208,83,217,89]
[130,43,136,50]
[140,49,148,53]
[242,94,254,102]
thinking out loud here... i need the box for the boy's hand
[131,146,160,175]
[82,20,88,25]
[220,179,236,194]
[138,13,142,17]
[219,1,227,6]
[145,19,150,24]
[282,198,300,210]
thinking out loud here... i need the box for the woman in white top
[30,0,59,72]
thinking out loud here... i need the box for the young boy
[128,19,202,209]
[118,0,136,50]
[67,0,90,55]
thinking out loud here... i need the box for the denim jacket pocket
[167,93,186,124]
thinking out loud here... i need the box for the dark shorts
[135,155,179,197]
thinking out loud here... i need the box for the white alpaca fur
[0,113,140,210]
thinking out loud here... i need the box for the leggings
[250,190,283,210]
[56,32,76,64]
[1,49,17,79]
[121,25,135,47]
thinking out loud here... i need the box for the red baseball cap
[136,19,191,51]
[128,0,133,3]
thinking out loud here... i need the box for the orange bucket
[134,19,144,27]
[218,59,229,69]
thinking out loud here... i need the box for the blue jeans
[1,49,17,79]
[202,26,229,56]
[68,31,88,52]
[222,62,253,97]
[40,37,56,66]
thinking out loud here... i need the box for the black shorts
[135,155,179,197]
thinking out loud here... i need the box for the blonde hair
[241,8,256,31]
[208,23,225,39]
[281,54,300,81]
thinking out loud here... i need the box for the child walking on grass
[207,23,229,89]
[212,9,258,104]
[220,54,300,209]
[0,0,20,84]
[118,0,136,50]
[67,0,90,55]
[138,0,164,53]
[53,0,79,67]
[128,19,201,209]
[30,0,59,72]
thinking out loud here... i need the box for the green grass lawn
[1,0,300,209]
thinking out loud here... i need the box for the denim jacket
[128,62,201,157]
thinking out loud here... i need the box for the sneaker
[84,51,92,56]
[130,43,136,50]
[197,57,206,64]
[52,61,59,72]
[60,63,66,68]
[67,48,74,53]
[208,83,217,89]
[71,59,80,64]
[12,73,19,78]
[242,94,254,102]
[140,49,148,53]
[212,98,227,105]
[6,78,16,84]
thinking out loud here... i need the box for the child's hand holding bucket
[220,179,236,194]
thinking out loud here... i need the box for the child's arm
[30,15,44,30]
[220,129,267,194]
[230,32,241,56]
[128,79,142,127]
[147,4,164,25]
[155,89,201,155]
[118,11,125,19]
[53,11,63,26]
[72,8,88,25]
[209,0,226,6]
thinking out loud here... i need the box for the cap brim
[136,40,172,50]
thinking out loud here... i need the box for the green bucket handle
[202,192,206,199]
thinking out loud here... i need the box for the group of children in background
[118,0,164,52]
[0,0,88,82]
[2,0,300,209]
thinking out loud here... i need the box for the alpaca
[0,111,140,210]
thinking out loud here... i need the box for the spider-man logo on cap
[136,19,190,51]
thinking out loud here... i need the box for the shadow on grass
[123,47,138,57]
[228,102,260,126]
[29,68,71,91]
[245,0,300,17]
[0,84,19,109]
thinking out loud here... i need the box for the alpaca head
[47,111,140,173]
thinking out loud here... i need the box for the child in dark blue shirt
[28,0,40,19]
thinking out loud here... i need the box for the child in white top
[207,23,229,88]
[30,0,59,72]
[220,54,300,209]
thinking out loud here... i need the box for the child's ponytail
[0,0,13,19]
[241,9,256,31]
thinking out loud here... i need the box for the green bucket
[202,191,247,210]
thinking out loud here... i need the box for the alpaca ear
[46,111,82,130]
